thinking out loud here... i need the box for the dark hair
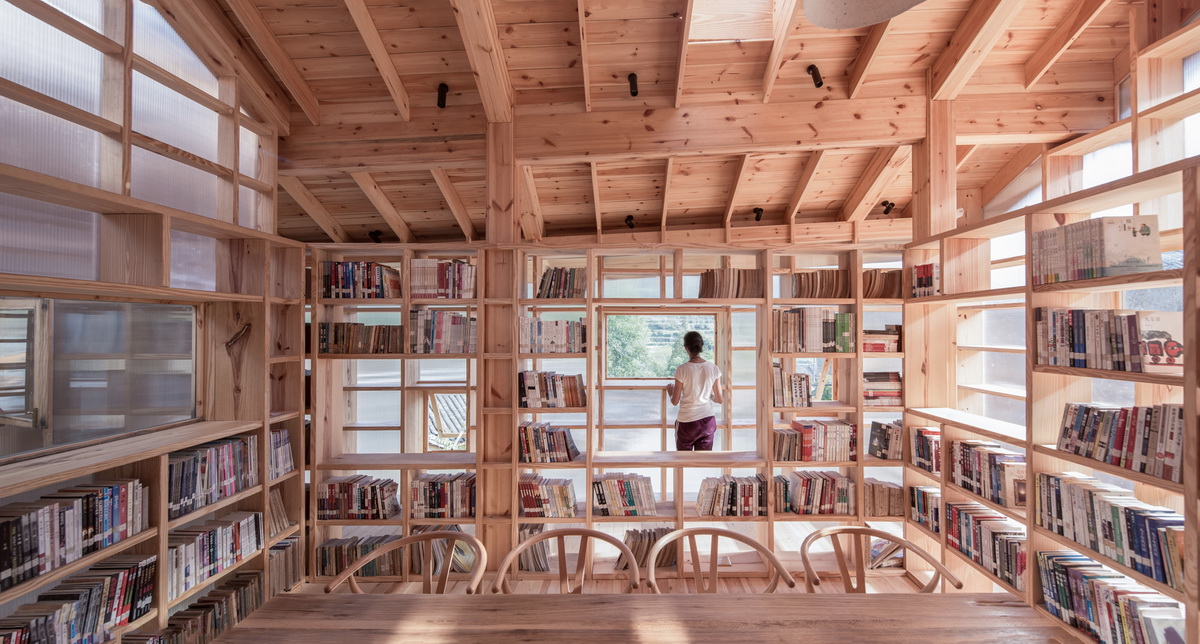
[683,331,704,356]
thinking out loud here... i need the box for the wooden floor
[298,573,921,594]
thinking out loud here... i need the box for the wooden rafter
[349,172,417,243]
[981,143,1044,205]
[848,20,895,100]
[660,157,674,235]
[723,155,752,226]
[278,176,349,242]
[344,0,411,121]
[674,0,695,108]
[578,0,593,112]
[840,146,911,222]
[931,0,1027,101]
[955,145,979,172]
[762,0,799,103]
[1024,0,1113,88]
[518,166,545,242]
[431,169,477,241]
[590,162,603,237]
[449,0,513,123]
[224,0,321,126]
[784,150,827,220]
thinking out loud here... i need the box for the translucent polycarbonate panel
[981,351,1025,388]
[731,311,755,346]
[983,158,1042,218]
[347,360,402,386]
[863,309,901,331]
[990,231,1025,260]
[601,275,660,298]
[528,356,585,375]
[601,389,661,425]
[168,230,217,291]
[239,126,262,179]
[1123,285,1184,312]
[238,185,262,230]
[0,97,103,187]
[346,430,401,453]
[863,467,903,486]
[730,350,756,385]
[730,388,755,425]
[681,274,699,298]
[132,0,219,96]
[346,391,402,426]
[132,147,220,218]
[991,265,1026,289]
[416,359,467,382]
[132,72,220,162]
[1082,141,1132,189]
[0,193,98,280]
[598,427,662,452]
[730,427,755,451]
[40,0,106,33]
[0,5,105,113]
[978,308,1026,348]
[969,392,1026,427]
[1090,379,1134,407]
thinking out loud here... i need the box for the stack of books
[866,420,903,460]
[518,421,581,463]
[862,269,902,298]
[318,261,402,299]
[770,366,811,407]
[516,524,550,572]
[1055,403,1184,483]
[315,535,404,577]
[773,419,857,462]
[911,427,942,474]
[862,372,902,406]
[518,474,577,518]
[592,473,657,516]
[780,269,850,298]
[1035,307,1183,373]
[948,439,1027,508]
[945,502,1026,590]
[615,527,677,571]
[770,308,854,353]
[410,258,476,298]
[774,471,853,515]
[317,322,404,354]
[411,473,476,519]
[695,474,768,517]
[518,371,587,408]
[268,537,302,595]
[909,486,942,533]
[911,262,940,297]
[150,570,268,644]
[316,475,401,520]
[518,317,586,354]
[863,478,903,517]
[167,435,259,520]
[167,512,264,601]
[697,267,764,298]
[536,267,586,298]
[267,488,293,537]
[410,525,477,573]
[268,427,295,480]
[1031,216,1161,285]
[410,310,477,354]
[862,324,901,352]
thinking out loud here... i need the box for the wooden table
[220,592,1071,643]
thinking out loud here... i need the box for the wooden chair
[644,527,797,593]
[491,527,640,594]
[323,530,488,595]
[799,526,963,593]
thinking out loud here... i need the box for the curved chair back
[323,530,488,595]
[644,527,796,593]
[799,526,963,593]
[492,528,640,594]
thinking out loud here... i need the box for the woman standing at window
[666,331,723,451]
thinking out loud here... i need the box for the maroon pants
[676,416,716,451]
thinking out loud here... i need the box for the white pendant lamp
[803,0,929,29]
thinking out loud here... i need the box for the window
[605,314,715,379]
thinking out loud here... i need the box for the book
[318,261,402,299]
[1137,311,1184,373]
[863,478,903,517]
[770,366,811,407]
[166,435,259,520]
[773,419,857,462]
[518,371,587,408]
[867,538,904,568]
[268,428,296,481]
[166,512,264,601]
[773,471,853,515]
[1032,215,1161,285]
[317,322,404,354]
[779,269,850,298]
[518,317,587,354]
[695,475,768,517]
[316,534,404,577]
[866,420,903,460]
[911,262,940,297]
[945,502,1026,590]
[409,259,476,299]
[697,268,764,298]
[862,324,901,352]
[862,371,902,406]
[535,267,586,298]
[518,421,582,463]
[592,473,657,516]
[862,269,902,299]
[410,524,476,574]
[267,488,294,538]
[317,475,401,520]
[517,473,577,518]
[409,310,477,354]
[948,439,1026,508]
[1054,403,1184,483]
[615,527,677,572]
[410,473,476,519]
[1034,307,1183,373]
[911,427,942,474]
[770,308,854,353]
[909,485,941,534]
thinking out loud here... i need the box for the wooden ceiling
[217,0,1131,244]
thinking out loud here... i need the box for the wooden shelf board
[904,462,941,483]
[861,456,905,467]
[409,517,477,525]
[1046,117,1133,158]
[518,353,587,359]
[167,484,264,530]
[111,608,160,638]
[861,352,905,359]
[315,517,405,526]
[906,408,1025,444]
[0,271,262,303]
[167,548,263,609]
[957,345,1025,354]
[269,296,302,305]
[862,298,904,305]
[904,518,942,542]
[517,407,588,414]
[1032,268,1182,293]
[590,502,677,522]
[268,524,301,547]
[1030,444,1184,495]
[1031,364,1184,386]
[945,547,1025,599]
[519,298,588,306]
[862,515,904,522]
[957,383,1027,400]
[318,452,477,470]
[1140,86,1200,121]
[317,298,406,305]
[772,298,857,305]
[773,460,860,468]
[944,481,1027,522]
[907,286,1026,304]
[318,353,477,360]
[517,459,587,468]
[592,451,764,467]
[685,509,768,521]
[595,298,766,306]
[1031,525,1186,602]
[269,468,302,487]
[771,352,858,359]
[269,411,300,424]
[340,424,401,431]
[1031,605,1094,644]
[0,528,156,606]
[862,405,905,413]
[772,402,857,414]
[515,512,587,523]
[410,298,479,305]
[772,513,861,522]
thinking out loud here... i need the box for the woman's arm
[669,379,683,406]
[710,379,724,405]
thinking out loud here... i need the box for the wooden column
[912,99,956,242]
[1182,165,1200,644]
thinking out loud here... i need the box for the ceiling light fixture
[806,65,824,89]
[437,83,449,109]
[881,200,896,215]
[804,0,930,29]
[625,215,635,229]
[628,73,639,97]
[753,207,764,222]
[368,230,383,243]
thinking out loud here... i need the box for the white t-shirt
[673,361,722,423]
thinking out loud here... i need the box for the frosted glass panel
[599,427,661,451]
[348,360,402,386]
[132,147,220,218]
[0,96,102,187]
[602,389,661,425]
[168,230,217,291]
[132,72,220,162]
[731,311,755,346]
[346,391,401,426]
[238,185,263,230]
[602,276,660,298]
[0,194,98,280]
[132,1,218,96]
[346,430,401,453]
[0,5,105,114]
[240,127,263,179]
[731,351,755,385]
[731,388,755,424]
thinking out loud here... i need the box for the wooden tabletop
[220,592,1070,643]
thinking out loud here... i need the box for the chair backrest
[644,527,797,594]
[491,528,640,594]
[799,526,963,593]
[323,530,488,595]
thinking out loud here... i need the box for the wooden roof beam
[344,0,411,121]
[578,0,593,112]
[224,0,321,126]
[931,0,1028,101]
[674,0,695,108]
[518,166,545,242]
[956,145,979,172]
[590,162,603,239]
[431,169,478,242]
[840,146,911,222]
[784,150,828,220]
[660,157,674,236]
[762,0,800,103]
[1024,0,1113,88]
[349,172,417,243]
[449,0,513,123]
[981,143,1044,205]
[723,155,752,226]
[848,20,896,99]
[278,176,349,242]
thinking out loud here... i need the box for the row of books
[518,317,586,354]
[166,512,264,601]
[695,474,767,517]
[948,439,1027,509]
[945,501,1027,591]
[315,476,401,521]
[863,478,903,517]
[862,371,902,406]
[1055,403,1184,484]
[909,486,941,534]
[911,262,940,298]
[410,258,476,299]
[411,473,476,519]
[774,471,853,515]
[518,421,581,463]
[1034,472,1183,591]
[410,310,477,354]
[1034,307,1183,373]
[866,420,903,460]
[516,524,550,572]
[268,536,302,596]
[409,525,476,573]
[0,479,148,591]
[315,535,403,578]
[267,488,294,538]
[0,554,156,644]
[770,368,811,408]
[268,428,295,482]
[772,420,857,462]
[1037,550,1183,644]
[143,569,269,644]
[615,527,677,571]
[592,473,657,516]
[1031,216,1161,286]
[518,474,577,518]
[862,268,902,299]
[780,269,850,299]
[168,435,259,520]
[316,322,404,354]
[697,268,764,298]
[769,308,854,353]
[319,261,402,299]
[862,325,901,352]
[536,267,586,298]
[518,371,587,408]
[911,427,942,474]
